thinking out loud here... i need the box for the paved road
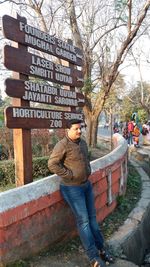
[98,125,112,137]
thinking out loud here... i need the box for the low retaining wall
[0,134,128,266]
[108,160,150,266]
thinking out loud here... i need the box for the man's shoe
[100,248,114,265]
[90,258,105,267]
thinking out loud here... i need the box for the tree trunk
[84,109,99,147]
[91,118,98,148]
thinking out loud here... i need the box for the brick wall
[0,134,128,266]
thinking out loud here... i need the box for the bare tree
[129,48,150,118]
[1,0,150,147]
[63,0,150,146]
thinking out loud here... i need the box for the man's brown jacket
[48,136,91,185]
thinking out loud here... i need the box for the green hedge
[0,156,51,186]
[0,160,15,186]
[32,156,50,179]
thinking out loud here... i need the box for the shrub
[0,160,15,186]
[32,156,50,179]
[0,157,51,187]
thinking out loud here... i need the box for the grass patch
[6,260,30,267]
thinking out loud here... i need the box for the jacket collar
[66,134,81,144]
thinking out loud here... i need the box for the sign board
[2,15,83,66]
[5,78,85,107]
[4,45,84,87]
[5,107,84,129]
[2,14,85,185]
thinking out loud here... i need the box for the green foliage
[137,109,148,124]
[0,98,4,127]
[0,157,51,188]
[121,101,146,124]
[51,134,60,146]
[0,168,4,182]
[115,164,141,214]
[120,97,134,122]
[1,96,11,108]
[118,163,141,207]
[31,129,52,157]
[32,156,50,179]
[6,259,29,267]
[0,160,15,186]
[127,163,141,193]
[0,111,4,127]
[0,90,4,107]
[0,97,11,128]
[116,195,129,210]
[0,128,14,159]
[82,77,93,94]
[119,81,150,123]
[32,143,42,157]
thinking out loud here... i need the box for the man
[132,124,140,147]
[48,119,113,267]
[127,120,134,145]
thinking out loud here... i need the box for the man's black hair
[66,119,83,129]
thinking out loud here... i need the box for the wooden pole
[12,14,32,186]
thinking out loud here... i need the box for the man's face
[67,123,82,141]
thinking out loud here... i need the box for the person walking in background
[119,121,123,133]
[132,124,140,147]
[142,122,150,145]
[147,121,150,143]
[104,121,109,129]
[127,120,134,145]
[113,121,119,133]
[122,125,129,142]
[48,119,114,267]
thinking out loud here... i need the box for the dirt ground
[28,250,90,267]
[27,245,116,267]
[90,138,111,160]
[23,248,137,267]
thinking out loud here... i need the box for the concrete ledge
[129,146,150,176]
[92,133,127,172]
[108,160,150,266]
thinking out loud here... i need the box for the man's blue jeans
[128,132,133,145]
[60,180,104,261]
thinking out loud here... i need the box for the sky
[0,1,150,99]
